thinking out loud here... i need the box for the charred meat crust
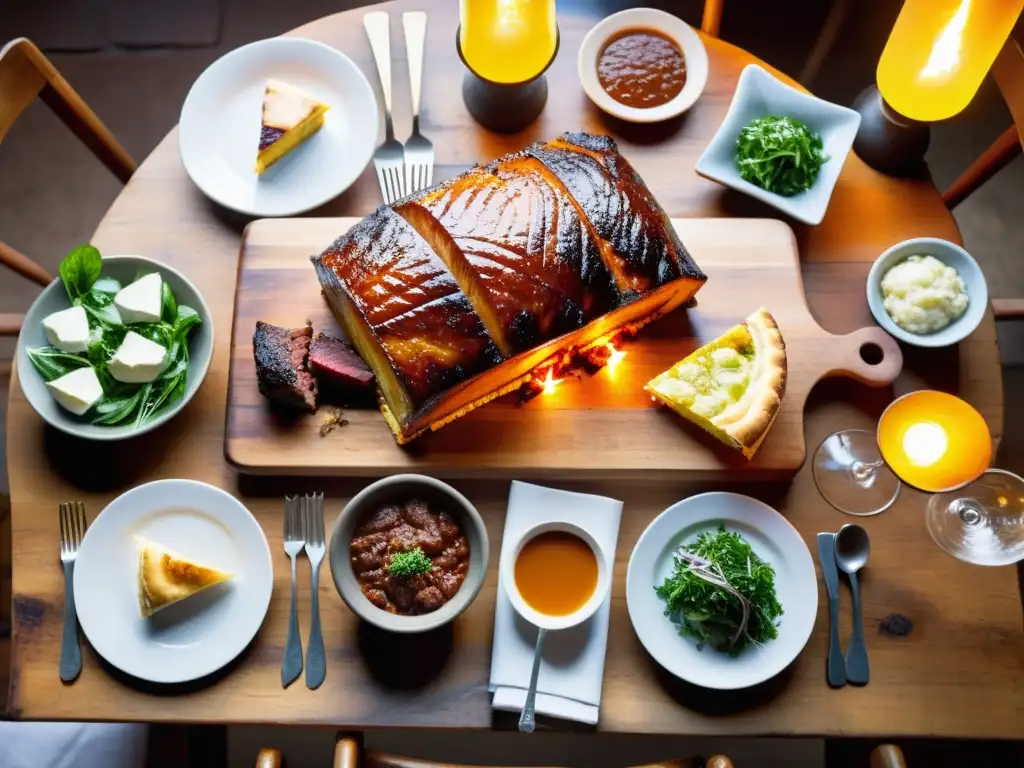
[312,132,707,442]
[253,321,317,412]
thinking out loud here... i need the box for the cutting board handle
[818,326,903,387]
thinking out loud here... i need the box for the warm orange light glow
[542,368,562,395]
[605,344,626,371]
[459,0,557,84]
[876,0,1022,122]
[878,391,991,492]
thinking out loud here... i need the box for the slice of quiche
[255,79,330,174]
[137,538,233,617]
[645,307,787,459]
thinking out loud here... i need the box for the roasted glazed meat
[313,132,706,443]
[253,321,317,412]
[350,499,470,615]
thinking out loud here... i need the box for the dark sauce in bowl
[597,28,686,108]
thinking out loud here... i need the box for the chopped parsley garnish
[656,526,782,656]
[735,116,828,196]
[387,547,432,578]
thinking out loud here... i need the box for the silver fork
[303,493,327,690]
[402,12,433,194]
[58,501,88,683]
[282,496,305,688]
[364,11,406,204]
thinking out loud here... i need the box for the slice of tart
[645,307,786,459]
[255,79,330,174]
[137,538,233,617]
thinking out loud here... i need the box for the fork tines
[284,495,304,541]
[59,501,88,555]
[303,493,325,547]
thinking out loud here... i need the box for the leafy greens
[735,116,828,197]
[387,547,433,578]
[27,245,202,428]
[655,526,782,656]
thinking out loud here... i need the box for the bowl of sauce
[578,8,708,123]
[503,522,609,631]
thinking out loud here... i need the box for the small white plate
[695,64,861,226]
[179,37,379,217]
[74,479,273,683]
[626,492,817,690]
[578,8,708,123]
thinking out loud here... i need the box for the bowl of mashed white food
[867,237,987,348]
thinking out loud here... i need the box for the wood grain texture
[4,0,1015,737]
[0,38,136,184]
[226,217,902,478]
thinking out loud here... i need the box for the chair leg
[256,748,285,768]
[701,0,724,37]
[0,240,51,287]
[334,734,362,768]
[942,125,1022,209]
[870,744,907,768]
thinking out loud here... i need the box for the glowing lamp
[877,390,991,492]
[457,0,559,132]
[853,0,1023,175]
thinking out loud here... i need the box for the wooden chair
[941,36,1024,322]
[254,736,736,768]
[253,735,915,767]
[0,36,137,336]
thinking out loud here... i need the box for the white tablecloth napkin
[489,481,623,725]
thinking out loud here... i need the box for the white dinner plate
[74,479,273,683]
[626,492,817,690]
[179,37,379,217]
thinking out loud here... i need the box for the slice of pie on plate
[645,307,787,459]
[137,537,233,617]
[255,78,330,174]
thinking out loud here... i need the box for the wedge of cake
[645,307,787,459]
[255,79,329,174]
[137,538,233,617]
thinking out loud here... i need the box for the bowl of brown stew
[578,8,708,123]
[329,474,490,633]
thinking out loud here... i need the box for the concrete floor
[1,1,1022,766]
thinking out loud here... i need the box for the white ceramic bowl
[179,37,379,217]
[695,64,861,226]
[500,521,610,632]
[578,8,708,123]
[16,255,213,441]
[867,237,988,348]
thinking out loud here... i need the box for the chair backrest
[701,0,724,37]
[0,37,139,331]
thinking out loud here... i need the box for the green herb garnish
[27,244,202,428]
[735,116,828,196]
[387,547,433,578]
[655,526,782,656]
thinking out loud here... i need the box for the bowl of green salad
[16,245,213,440]
[695,64,861,226]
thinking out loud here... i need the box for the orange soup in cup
[514,531,598,617]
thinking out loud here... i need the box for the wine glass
[812,428,901,517]
[926,469,1024,566]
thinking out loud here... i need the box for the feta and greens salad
[26,245,202,427]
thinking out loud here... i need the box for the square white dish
[695,65,861,226]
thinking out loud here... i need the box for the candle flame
[606,343,626,371]
[542,368,562,395]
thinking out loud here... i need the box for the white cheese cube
[42,305,90,353]
[46,366,104,416]
[109,331,167,383]
[114,273,163,324]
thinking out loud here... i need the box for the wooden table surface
[6,0,1021,737]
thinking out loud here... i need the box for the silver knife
[817,532,847,688]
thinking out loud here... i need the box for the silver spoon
[834,523,871,685]
[518,628,547,733]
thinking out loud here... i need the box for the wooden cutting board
[226,217,902,478]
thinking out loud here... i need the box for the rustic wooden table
[6,0,1021,737]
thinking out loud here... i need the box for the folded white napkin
[489,481,623,726]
